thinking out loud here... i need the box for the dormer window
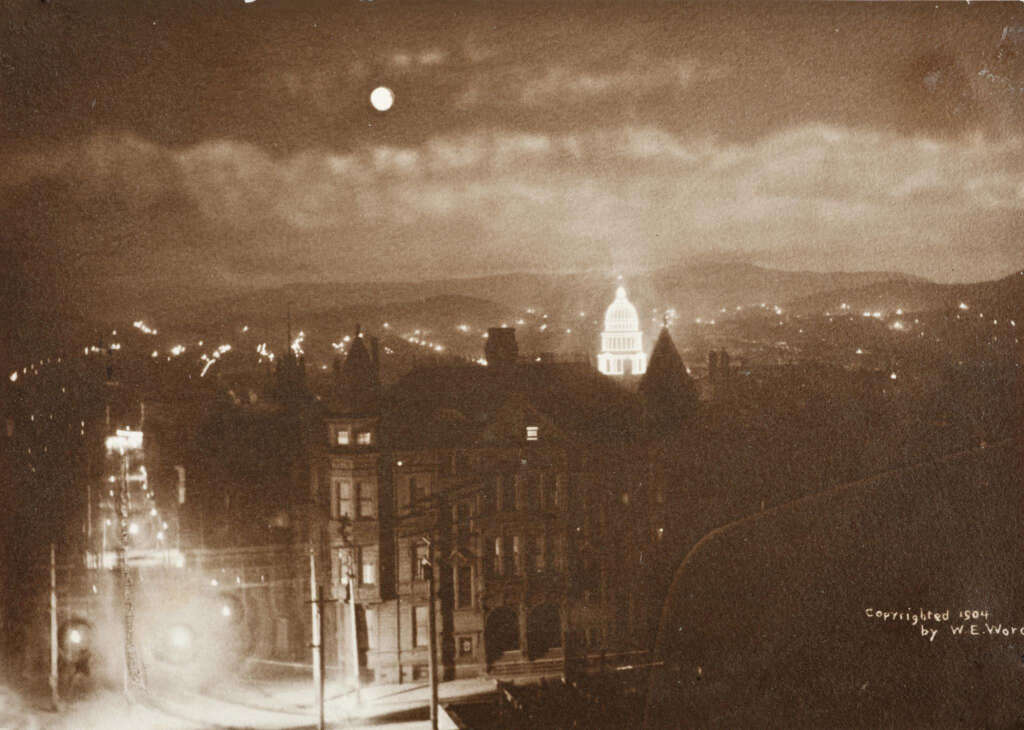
[336,429,351,446]
[357,431,373,446]
[526,426,539,441]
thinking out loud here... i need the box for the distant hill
[783,269,1024,317]
[158,262,920,332]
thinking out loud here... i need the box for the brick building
[310,323,695,684]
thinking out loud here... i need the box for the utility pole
[422,538,439,730]
[49,543,59,711]
[343,555,361,705]
[309,552,324,730]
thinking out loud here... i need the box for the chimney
[485,327,518,368]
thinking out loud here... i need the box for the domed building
[597,286,647,376]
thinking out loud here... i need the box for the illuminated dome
[604,286,640,333]
[597,286,646,376]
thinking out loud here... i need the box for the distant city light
[959,302,969,310]
[890,372,898,380]
[128,523,139,535]
[8,372,16,382]
[256,343,275,362]
[132,320,158,335]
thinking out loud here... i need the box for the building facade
[309,326,673,685]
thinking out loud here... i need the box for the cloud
[2,124,1021,286]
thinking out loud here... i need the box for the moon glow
[370,86,395,112]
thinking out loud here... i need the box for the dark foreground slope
[646,439,1023,729]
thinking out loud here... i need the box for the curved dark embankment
[646,440,1023,729]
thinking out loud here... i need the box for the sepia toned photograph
[1,1,1022,727]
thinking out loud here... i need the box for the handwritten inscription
[862,608,1024,643]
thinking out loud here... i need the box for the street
[0,672,501,729]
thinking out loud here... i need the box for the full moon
[370,86,394,112]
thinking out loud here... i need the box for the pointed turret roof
[639,326,697,433]
[335,324,379,415]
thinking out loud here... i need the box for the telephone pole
[309,551,325,730]
[421,537,439,730]
[49,543,59,711]
[340,550,361,706]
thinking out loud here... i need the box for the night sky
[2,1,1023,321]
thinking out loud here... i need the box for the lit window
[360,546,378,586]
[357,431,372,445]
[492,537,503,577]
[414,605,430,647]
[414,544,429,581]
[336,429,350,446]
[526,426,538,441]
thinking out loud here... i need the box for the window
[336,429,350,446]
[500,475,516,512]
[409,476,427,503]
[479,484,495,515]
[526,474,540,510]
[357,482,376,519]
[335,479,354,519]
[526,426,538,441]
[357,431,372,445]
[458,636,474,657]
[512,536,521,576]
[414,605,430,647]
[414,544,430,581]
[491,537,503,577]
[528,534,545,573]
[365,607,378,650]
[457,565,473,608]
[360,546,378,586]
[554,534,567,572]
[554,475,566,510]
